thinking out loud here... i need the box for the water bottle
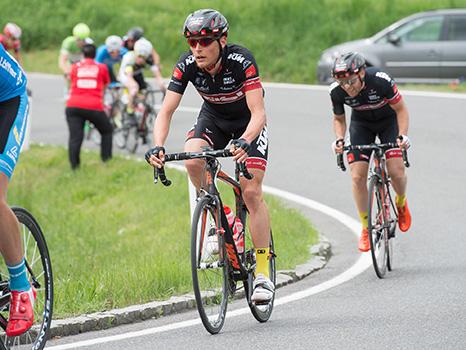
[223,205,244,254]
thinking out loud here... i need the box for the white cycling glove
[398,135,411,149]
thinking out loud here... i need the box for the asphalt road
[26,74,466,349]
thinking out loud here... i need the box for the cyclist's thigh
[237,125,269,173]
[185,114,231,150]
[377,115,403,162]
[0,93,29,180]
[348,118,375,164]
[134,73,147,90]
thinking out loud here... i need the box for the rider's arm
[333,113,346,140]
[241,88,267,143]
[151,48,161,66]
[152,90,183,147]
[390,98,409,136]
[58,51,70,75]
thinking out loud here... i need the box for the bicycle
[0,207,53,350]
[337,142,409,278]
[120,86,164,153]
[150,148,276,334]
[85,83,126,147]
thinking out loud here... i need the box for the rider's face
[337,71,365,97]
[188,35,226,69]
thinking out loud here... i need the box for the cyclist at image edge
[58,23,93,80]
[330,52,412,252]
[145,9,274,303]
[96,35,128,83]
[123,27,166,93]
[118,38,163,116]
[0,44,35,337]
[0,23,23,65]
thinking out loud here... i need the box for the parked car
[317,9,466,84]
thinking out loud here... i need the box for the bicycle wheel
[386,187,397,272]
[367,177,388,278]
[245,232,276,322]
[191,196,228,334]
[0,207,53,350]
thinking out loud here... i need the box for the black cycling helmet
[183,9,228,38]
[332,52,366,78]
[126,27,144,41]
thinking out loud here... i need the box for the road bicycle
[119,86,164,153]
[150,148,276,334]
[337,142,409,278]
[0,207,53,350]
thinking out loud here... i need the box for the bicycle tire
[0,207,53,350]
[386,188,397,272]
[244,232,276,323]
[191,196,228,334]
[367,177,388,278]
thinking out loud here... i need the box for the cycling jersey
[330,67,402,122]
[0,34,21,53]
[95,45,128,67]
[60,36,84,64]
[0,45,28,178]
[118,51,155,89]
[0,45,26,102]
[168,44,262,132]
[66,58,110,111]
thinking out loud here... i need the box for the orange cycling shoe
[6,288,36,337]
[358,228,370,252]
[397,201,412,232]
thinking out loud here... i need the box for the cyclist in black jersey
[330,52,412,252]
[146,9,274,303]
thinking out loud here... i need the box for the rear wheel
[0,207,53,350]
[191,196,228,334]
[368,177,388,278]
[245,231,276,323]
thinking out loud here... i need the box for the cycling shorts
[0,92,29,179]
[348,114,402,164]
[186,115,269,172]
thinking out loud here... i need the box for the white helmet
[134,38,152,58]
[105,35,123,52]
[4,23,22,39]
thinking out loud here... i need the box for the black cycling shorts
[348,115,401,164]
[186,115,269,172]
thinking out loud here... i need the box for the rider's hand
[332,138,345,154]
[145,146,166,168]
[397,135,411,149]
[230,138,251,163]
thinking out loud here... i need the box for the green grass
[6,0,466,83]
[399,83,466,93]
[9,145,318,318]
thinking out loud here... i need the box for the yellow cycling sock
[396,194,407,207]
[359,211,368,229]
[255,247,270,278]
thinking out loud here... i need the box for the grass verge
[9,144,318,318]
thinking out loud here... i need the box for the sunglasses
[336,75,360,87]
[187,37,216,48]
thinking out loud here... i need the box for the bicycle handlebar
[337,142,410,171]
[151,148,253,186]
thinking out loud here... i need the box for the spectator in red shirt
[65,44,112,169]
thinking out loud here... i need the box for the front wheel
[191,196,228,334]
[368,177,388,278]
[0,207,53,350]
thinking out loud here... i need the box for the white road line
[46,185,370,349]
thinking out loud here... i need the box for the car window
[445,15,466,40]
[391,16,444,42]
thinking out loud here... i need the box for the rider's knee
[351,173,367,188]
[242,185,263,209]
[184,158,203,174]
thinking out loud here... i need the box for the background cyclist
[330,52,412,252]
[0,23,23,65]
[0,44,35,337]
[145,9,274,303]
[123,27,166,94]
[96,35,128,83]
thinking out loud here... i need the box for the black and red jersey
[330,67,402,122]
[168,44,262,131]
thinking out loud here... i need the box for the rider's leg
[387,156,407,203]
[184,138,210,189]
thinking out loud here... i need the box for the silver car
[317,9,466,84]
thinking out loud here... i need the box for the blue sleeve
[95,46,108,63]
